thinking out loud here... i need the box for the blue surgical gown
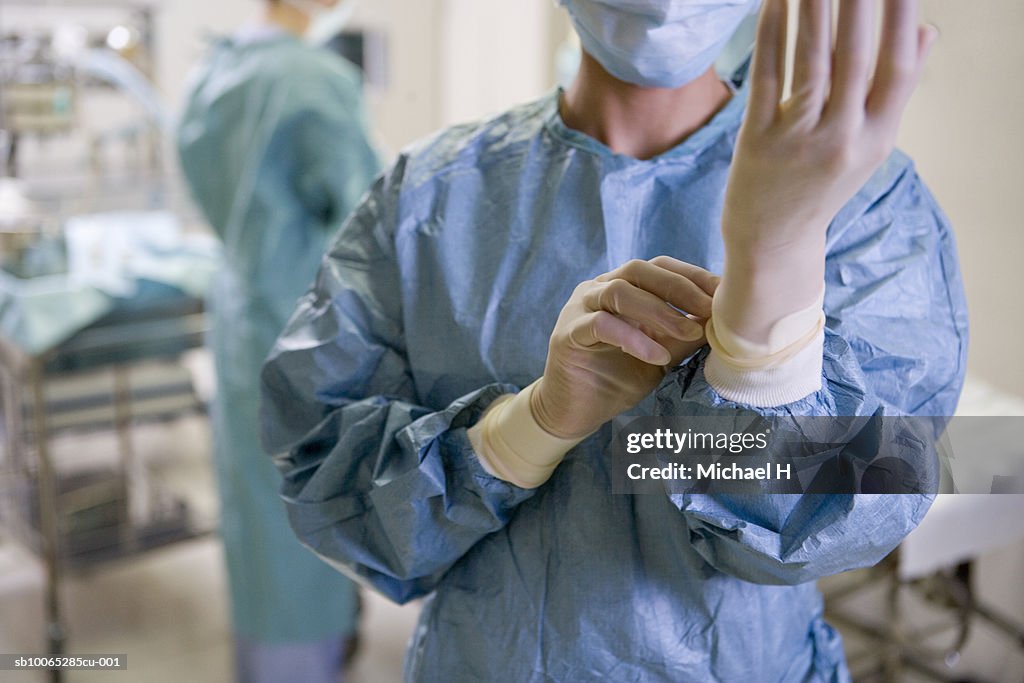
[177,32,381,642]
[260,85,968,681]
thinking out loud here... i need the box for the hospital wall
[155,0,1023,401]
[159,0,559,156]
[895,0,1024,399]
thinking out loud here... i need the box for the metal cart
[0,294,211,683]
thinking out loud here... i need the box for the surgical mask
[281,0,358,45]
[557,0,762,88]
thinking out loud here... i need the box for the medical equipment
[0,50,77,138]
[0,210,218,682]
[0,179,66,279]
[0,0,164,178]
[0,9,218,681]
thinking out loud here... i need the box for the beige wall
[348,0,446,152]
[155,0,446,153]
[156,0,254,106]
[155,0,556,155]
[438,0,554,127]
[897,0,1024,398]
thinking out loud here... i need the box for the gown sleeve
[255,67,383,329]
[259,159,537,604]
[656,152,969,585]
[286,69,382,239]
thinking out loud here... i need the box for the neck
[560,52,732,160]
[264,2,310,37]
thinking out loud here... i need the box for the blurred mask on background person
[557,0,761,87]
[281,0,359,44]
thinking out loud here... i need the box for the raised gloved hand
[717,0,938,341]
[531,256,718,440]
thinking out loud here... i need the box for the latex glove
[532,256,718,440]
[717,0,938,341]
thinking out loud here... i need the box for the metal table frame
[0,297,207,682]
[824,547,1024,681]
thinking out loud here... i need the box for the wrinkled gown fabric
[260,84,968,681]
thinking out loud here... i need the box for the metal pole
[113,366,138,552]
[29,359,64,683]
[883,550,903,681]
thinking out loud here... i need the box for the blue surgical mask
[558,0,762,88]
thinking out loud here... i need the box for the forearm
[705,0,938,408]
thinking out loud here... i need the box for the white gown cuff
[705,290,826,407]
[467,381,583,488]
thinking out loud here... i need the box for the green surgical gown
[177,32,381,642]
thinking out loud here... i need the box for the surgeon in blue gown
[261,0,968,680]
[177,0,380,680]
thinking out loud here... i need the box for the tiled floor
[0,537,420,683]
[0,371,1022,682]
